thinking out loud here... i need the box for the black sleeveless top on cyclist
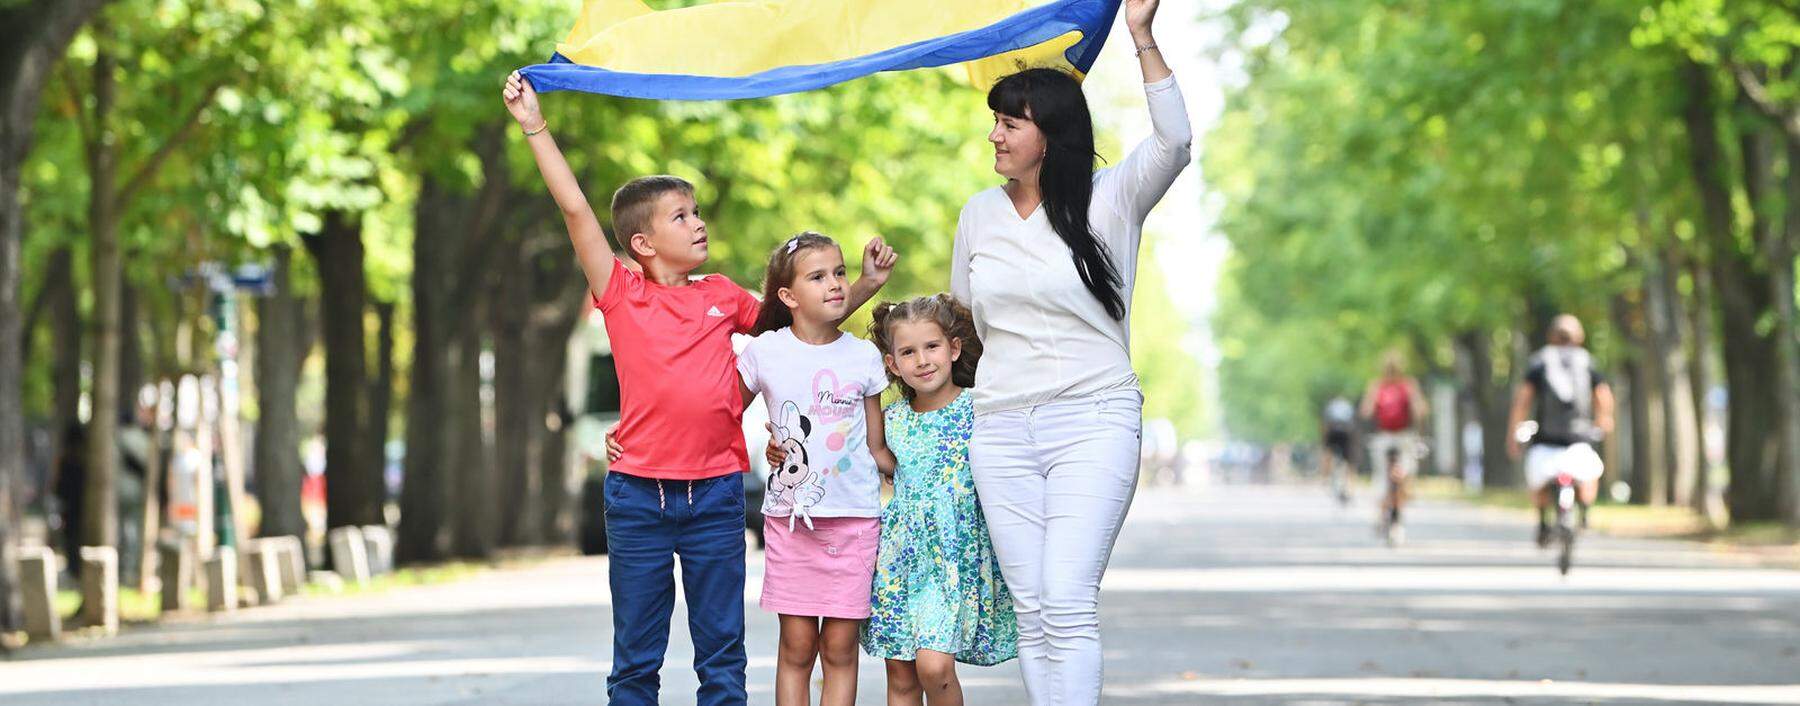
[1523,360,1606,446]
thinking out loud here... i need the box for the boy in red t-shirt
[504,72,892,705]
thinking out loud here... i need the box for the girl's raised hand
[1124,0,1158,38]
[502,70,544,131]
[861,237,899,285]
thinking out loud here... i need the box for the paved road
[5,482,1800,705]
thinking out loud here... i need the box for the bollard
[78,546,119,635]
[243,539,283,604]
[359,525,394,576]
[327,526,370,587]
[159,541,196,611]
[205,549,238,613]
[272,536,306,596]
[19,546,60,640]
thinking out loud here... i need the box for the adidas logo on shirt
[706,306,727,318]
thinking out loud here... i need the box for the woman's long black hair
[988,67,1125,320]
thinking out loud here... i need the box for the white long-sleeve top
[950,75,1193,414]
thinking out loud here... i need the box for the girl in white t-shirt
[739,231,896,706]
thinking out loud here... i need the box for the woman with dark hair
[947,0,1189,703]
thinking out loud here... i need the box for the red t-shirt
[595,258,760,480]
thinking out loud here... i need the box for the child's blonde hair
[753,231,839,334]
[869,294,981,401]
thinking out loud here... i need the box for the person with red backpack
[1360,352,1428,542]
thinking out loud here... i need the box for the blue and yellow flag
[518,0,1121,100]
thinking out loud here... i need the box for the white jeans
[970,389,1143,706]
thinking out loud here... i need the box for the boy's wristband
[522,120,548,137]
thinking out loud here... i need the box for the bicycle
[1330,460,1352,507]
[1322,428,1354,507]
[1378,447,1406,546]
[1542,471,1582,575]
[1321,447,1353,507]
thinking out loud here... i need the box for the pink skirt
[760,515,880,619]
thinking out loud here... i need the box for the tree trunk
[1681,63,1786,522]
[301,210,381,529]
[46,246,81,458]
[1686,259,1722,523]
[398,126,513,562]
[1776,140,1800,525]
[531,320,583,547]
[398,324,447,562]
[83,32,121,552]
[368,298,394,523]
[136,387,162,593]
[1725,113,1787,521]
[449,318,493,559]
[253,245,306,538]
[539,402,573,544]
[399,172,502,562]
[526,237,587,546]
[1456,330,1518,489]
[1650,246,1700,507]
[1,0,113,640]
[1612,290,1666,504]
[119,280,142,421]
[492,259,537,547]
[399,181,453,564]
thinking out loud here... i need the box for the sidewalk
[5,483,1800,705]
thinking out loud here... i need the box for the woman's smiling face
[989,108,1046,180]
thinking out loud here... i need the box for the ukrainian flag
[518,0,1121,100]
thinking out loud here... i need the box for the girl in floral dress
[862,294,1017,705]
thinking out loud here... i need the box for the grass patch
[52,587,197,624]
[299,560,488,598]
[1687,521,1800,546]
[45,557,510,627]
[1411,476,1534,510]
[1414,476,1706,534]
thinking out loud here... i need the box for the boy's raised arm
[505,71,615,302]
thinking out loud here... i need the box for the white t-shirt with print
[737,327,888,519]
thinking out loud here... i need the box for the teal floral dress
[862,390,1017,665]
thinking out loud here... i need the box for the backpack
[1531,346,1601,444]
[1373,382,1412,431]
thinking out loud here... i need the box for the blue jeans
[604,471,748,706]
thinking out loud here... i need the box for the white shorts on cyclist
[1524,443,1604,490]
[1367,430,1420,492]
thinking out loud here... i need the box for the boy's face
[630,191,709,270]
[777,246,849,324]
